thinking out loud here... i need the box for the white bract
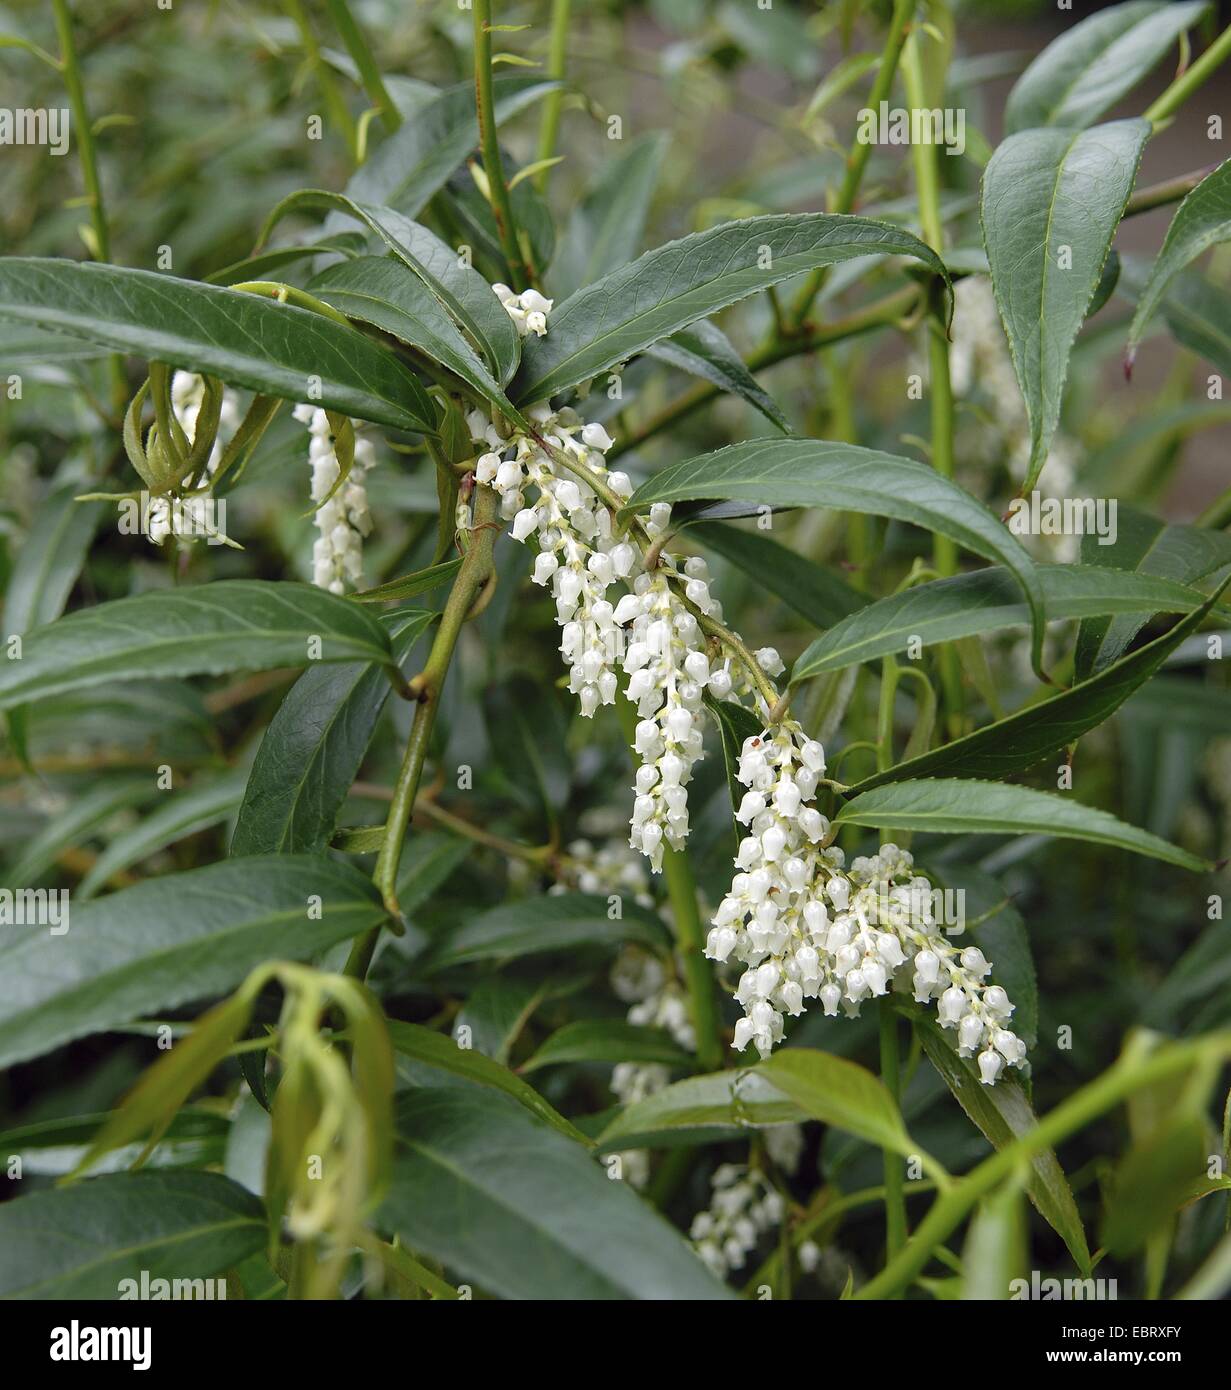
[705,722,1028,1083]
[295,404,376,595]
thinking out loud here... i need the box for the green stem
[51,0,125,414]
[879,1004,907,1267]
[1126,166,1217,217]
[857,1032,1231,1300]
[902,32,962,728]
[283,0,357,160]
[608,283,920,461]
[347,486,500,978]
[662,847,723,1073]
[535,0,572,192]
[324,0,400,135]
[473,0,528,290]
[788,0,916,327]
[1144,22,1231,126]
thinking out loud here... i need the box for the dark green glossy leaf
[0,1171,265,1300]
[648,319,791,431]
[522,1019,695,1074]
[596,1068,803,1150]
[514,213,947,404]
[0,259,435,432]
[0,855,386,1068]
[757,1048,914,1155]
[982,119,1148,491]
[0,580,396,712]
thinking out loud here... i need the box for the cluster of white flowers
[705,722,1028,1084]
[144,371,240,546]
[294,404,376,594]
[690,1164,785,1279]
[492,283,553,337]
[553,837,655,909]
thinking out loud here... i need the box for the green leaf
[1161,269,1231,378]
[756,1048,914,1156]
[521,1019,695,1074]
[352,558,462,604]
[792,562,1206,680]
[2,484,103,637]
[78,769,249,900]
[982,119,1149,491]
[395,831,473,913]
[514,213,947,404]
[1102,1117,1208,1256]
[1076,503,1231,676]
[0,259,435,433]
[386,1020,588,1144]
[0,855,386,1068]
[917,1019,1090,1272]
[0,580,396,713]
[231,608,435,856]
[961,1179,1027,1300]
[695,521,869,630]
[423,892,668,971]
[705,695,765,835]
[2,776,154,892]
[0,1107,228,1177]
[596,1069,803,1150]
[622,438,1047,673]
[0,1171,265,1299]
[1128,158,1231,367]
[347,76,560,217]
[648,319,791,432]
[309,256,512,414]
[259,191,521,390]
[836,779,1209,872]
[1004,2,1209,132]
[845,577,1229,790]
[379,1089,734,1299]
[551,132,668,299]
[204,231,366,286]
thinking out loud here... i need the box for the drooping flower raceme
[705,722,1028,1083]
[690,1164,785,1279]
[295,405,376,594]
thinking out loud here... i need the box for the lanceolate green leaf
[756,1048,915,1156]
[347,76,560,216]
[2,484,103,637]
[551,132,669,299]
[0,1171,265,1299]
[841,577,1227,790]
[792,562,1208,680]
[596,1069,803,1150]
[0,855,386,1069]
[78,769,250,900]
[695,521,868,629]
[351,558,462,604]
[385,1020,588,1144]
[514,213,947,404]
[0,580,396,712]
[521,1019,696,1074]
[1076,503,1231,676]
[982,119,1149,492]
[622,438,1047,673]
[0,259,435,433]
[916,1020,1090,1273]
[647,319,792,432]
[258,192,521,388]
[835,779,1209,872]
[309,256,511,414]
[423,892,668,970]
[1128,158,1231,367]
[380,1089,734,1299]
[1004,1,1209,133]
[231,608,435,856]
